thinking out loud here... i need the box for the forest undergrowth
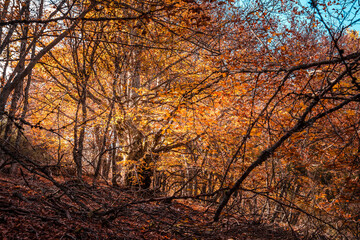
[0,169,299,240]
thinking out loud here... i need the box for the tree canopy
[1,0,360,238]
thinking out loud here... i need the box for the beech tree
[0,0,359,238]
[26,0,221,187]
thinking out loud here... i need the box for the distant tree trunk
[102,157,111,179]
[119,120,159,189]
[93,100,114,182]
[111,127,119,186]
[73,80,87,179]
[138,154,155,189]
[124,129,146,188]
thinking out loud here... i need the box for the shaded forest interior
[0,0,360,239]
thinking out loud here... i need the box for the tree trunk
[73,83,87,179]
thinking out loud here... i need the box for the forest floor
[0,170,300,240]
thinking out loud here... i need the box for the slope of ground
[0,170,300,239]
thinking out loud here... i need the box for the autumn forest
[0,0,360,239]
